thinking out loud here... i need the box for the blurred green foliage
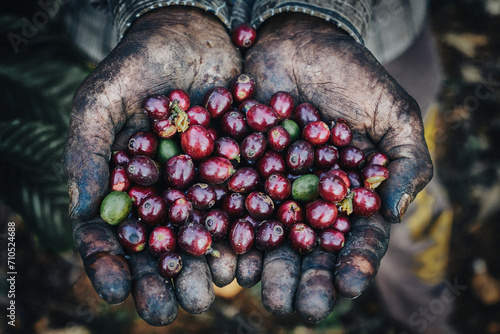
[0,9,92,251]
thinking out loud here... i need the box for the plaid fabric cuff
[250,0,372,44]
[108,0,232,39]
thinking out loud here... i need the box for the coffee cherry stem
[339,191,354,215]
[170,101,189,132]
[206,247,221,258]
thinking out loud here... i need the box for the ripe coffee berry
[148,226,176,257]
[222,192,247,218]
[142,94,171,120]
[168,197,193,225]
[214,137,240,162]
[318,174,348,202]
[203,209,230,241]
[199,157,235,185]
[228,167,260,193]
[231,74,255,103]
[203,86,233,119]
[110,166,131,192]
[127,131,158,158]
[126,155,160,186]
[229,219,255,254]
[159,252,183,278]
[161,188,186,206]
[220,110,249,140]
[164,154,195,189]
[245,191,275,220]
[138,195,167,225]
[267,126,291,152]
[177,223,215,257]
[302,121,330,146]
[180,125,214,160]
[241,132,267,161]
[265,173,292,202]
[246,104,279,132]
[276,200,305,228]
[257,151,286,178]
[366,152,389,166]
[314,144,339,169]
[332,215,351,234]
[361,164,389,189]
[294,103,321,128]
[289,223,317,255]
[255,220,285,250]
[168,89,190,111]
[319,228,345,253]
[117,217,147,252]
[111,150,130,167]
[306,199,338,229]
[232,23,257,50]
[187,183,217,210]
[339,146,365,170]
[330,120,352,147]
[269,91,295,120]
[186,106,211,128]
[351,187,381,217]
[128,185,156,207]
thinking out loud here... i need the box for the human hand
[63,7,241,326]
[244,13,433,322]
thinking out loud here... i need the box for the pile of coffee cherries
[100,74,389,279]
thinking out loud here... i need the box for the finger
[334,213,391,298]
[261,243,301,316]
[129,251,178,326]
[174,254,215,314]
[236,248,263,288]
[295,248,337,323]
[207,241,238,287]
[73,219,131,304]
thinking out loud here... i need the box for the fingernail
[397,193,411,221]
[69,183,79,218]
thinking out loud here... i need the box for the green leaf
[0,119,73,251]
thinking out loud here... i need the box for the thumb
[376,98,433,223]
[62,79,148,221]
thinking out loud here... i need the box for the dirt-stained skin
[64,7,432,326]
[63,6,240,325]
[207,241,238,287]
[334,213,391,298]
[244,12,430,320]
[245,13,433,225]
[295,248,337,324]
[236,248,263,288]
[129,252,178,326]
[174,254,215,314]
[261,243,301,316]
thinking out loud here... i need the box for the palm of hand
[245,14,432,224]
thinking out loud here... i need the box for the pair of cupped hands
[63,7,432,326]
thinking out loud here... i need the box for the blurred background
[1,0,500,333]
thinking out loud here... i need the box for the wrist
[126,7,229,40]
[258,13,349,40]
